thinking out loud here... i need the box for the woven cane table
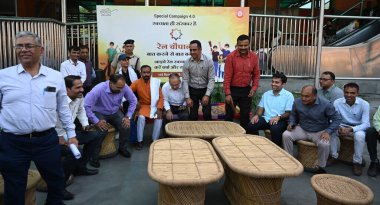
[165,121,245,139]
[148,138,224,205]
[0,170,41,205]
[311,174,374,205]
[212,134,304,205]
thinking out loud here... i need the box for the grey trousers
[282,126,330,168]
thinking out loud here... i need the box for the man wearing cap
[111,39,141,76]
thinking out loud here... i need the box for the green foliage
[211,82,225,103]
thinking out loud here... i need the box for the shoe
[119,149,131,158]
[136,142,143,150]
[353,163,363,176]
[367,161,379,177]
[65,174,74,187]
[312,167,327,174]
[89,159,100,168]
[326,157,339,167]
[75,168,99,176]
[63,189,74,200]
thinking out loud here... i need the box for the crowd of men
[1,31,380,205]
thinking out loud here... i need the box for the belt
[11,128,55,138]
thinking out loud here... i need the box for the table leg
[158,184,205,205]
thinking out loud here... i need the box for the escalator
[328,20,380,46]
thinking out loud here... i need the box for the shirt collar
[168,81,183,90]
[324,84,336,93]
[344,97,359,105]
[190,54,204,62]
[105,81,112,93]
[69,59,78,66]
[271,88,285,96]
[17,64,48,76]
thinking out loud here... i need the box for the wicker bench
[148,138,224,205]
[338,135,354,164]
[0,170,41,205]
[311,174,374,205]
[212,134,303,205]
[297,140,319,169]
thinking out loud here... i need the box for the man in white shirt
[328,82,370,176]
[60,45,87,83]
[162,73,189,121]
[56,75,106,199]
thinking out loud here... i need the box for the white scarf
[150,77,161,118]
[119,65,138,83]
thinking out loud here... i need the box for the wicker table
[311,174,374,205]
[0,170,41,205]
[148,138,224,205]
[165,121,245,139]
[212,134,304,205]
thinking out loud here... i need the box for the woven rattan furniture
[0,170,41,205]
[165,121,245,139]
[297,140,319,168]
[338,135,354,163]
[264,130,272,140]
[99,123,117,158]
[212,134,303,205]
[311,174,374,205]
[148,138,224,205]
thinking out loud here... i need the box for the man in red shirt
[224,34,260,131]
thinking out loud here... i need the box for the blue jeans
[247,116,287,147]
[0,130,65,205]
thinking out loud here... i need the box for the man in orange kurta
[130,65,164,150]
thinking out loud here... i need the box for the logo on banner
[170,28,183,41]
[100,8,118,16]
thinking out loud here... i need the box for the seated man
[56,75,106,199]
[130,65,164,150]
[282,85,341,173]
[162,73,189,121]
[247,72,294,146]
[328,83,370,176]
[84,74,137,166]
[366,105,380,177]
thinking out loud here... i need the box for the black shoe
[136,142,143,150]
[367,161,379,177]
[63,189,74,200]
[326,157,339,167]
[353,163,363,176]
[311,167,327,174]
[119,149,131,158]
[75,168,99,176]
[89,159,100,168]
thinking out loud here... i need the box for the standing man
[182,40,215,121]
[60,45,87,83]
[247,73,294,146]
[366,105,380,177]
[0,31,77,204]
[224,34,260,131]
[328,83,370,176]
[162,73,189,121]
[78,45,96,95]
[111,39,141,76]
[317,71,343,103]
[84,74,137,164]
[282,85,341,173]
[130,65,164,149]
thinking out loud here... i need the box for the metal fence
[250,14,320,77]
[0,17,66,70]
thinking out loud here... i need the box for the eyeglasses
[319,78,332,81]
[14,44,41,50]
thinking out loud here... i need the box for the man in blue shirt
[0,31,77,205]
[283,85,341,173]
[328,83,370,176]
[247,73,294,146]
[317,71,343,103]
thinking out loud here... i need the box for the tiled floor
[35,137,380,205]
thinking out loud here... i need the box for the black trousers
[247,116,287,147]
[189,87,211,121]
[365,127,380,161]
[225,86,252,131]
[0,130,65,205]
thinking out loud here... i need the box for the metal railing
[250,14,320,77]
[0,17,66,70]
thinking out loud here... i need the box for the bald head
[301,85,317,105]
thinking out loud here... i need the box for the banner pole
[240,0,245,7]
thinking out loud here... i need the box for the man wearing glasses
[0,31,77,204]
[317,71,343,103]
